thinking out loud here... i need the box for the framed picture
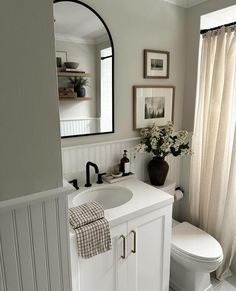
[144,49,169,78]
[133,85,175,129]
[56,50,67,68]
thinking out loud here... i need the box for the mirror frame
[54,0,114,138]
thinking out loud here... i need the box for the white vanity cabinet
[77,204,172,291]
[78,223,127,291]
[127,206,172,291]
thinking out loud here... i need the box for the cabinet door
[78,223,128,291]
[127,205,172,291]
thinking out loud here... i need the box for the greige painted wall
[0,0,63,201]
[0,0,186,200]
[183,0,236,131]
[61,0,187,147]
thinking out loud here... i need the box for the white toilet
[149,180,223,291]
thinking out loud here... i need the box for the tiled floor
[212,275,236,290]
[170,275,236,290]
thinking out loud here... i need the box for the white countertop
[68,177,174,227]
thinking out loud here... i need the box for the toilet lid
[172,222,223,262]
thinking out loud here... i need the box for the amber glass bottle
[119,150,130,176]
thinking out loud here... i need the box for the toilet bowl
[147,180,223,291]
[171,221,223,291]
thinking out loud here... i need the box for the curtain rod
[101,55,112,60]
[200,21,236,35]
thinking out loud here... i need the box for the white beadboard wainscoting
[60,118,100,137]
[0,184,73,291]
[61,137,181,188]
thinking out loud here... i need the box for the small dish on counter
[103,172,135,183]
[111,172,122,178]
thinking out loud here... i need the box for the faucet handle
[97,172,106,184]
[69,179,79,190]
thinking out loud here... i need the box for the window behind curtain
[100,47,112,132]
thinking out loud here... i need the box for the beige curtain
[189,26,236,280]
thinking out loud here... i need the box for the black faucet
[97,172,106,184]
[85,161,99,187]
[69,179,79,190]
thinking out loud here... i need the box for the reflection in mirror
[53,0,114,138]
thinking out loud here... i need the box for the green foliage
[69,77,89,87]
[135,122,192,158]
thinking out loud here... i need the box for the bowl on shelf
[64,62,79,69]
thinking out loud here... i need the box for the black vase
[75,86,86,97]
[148,157,169,186]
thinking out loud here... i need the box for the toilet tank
[146,179,180,220]
[156,180,176,196]
[158,180,184,221]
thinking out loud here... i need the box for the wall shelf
[59,97,92,100]
[57,72,92,77]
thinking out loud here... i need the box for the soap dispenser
[119,150,130,176]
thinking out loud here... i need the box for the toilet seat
[172,222,223,263]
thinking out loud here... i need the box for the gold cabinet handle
[131,230,136,254]
[120,235,126,259]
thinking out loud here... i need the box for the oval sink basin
[73,186,133,210]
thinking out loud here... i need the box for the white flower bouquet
[135,122,191,158]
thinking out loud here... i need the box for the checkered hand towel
[69,202,112,259]
[69,201,104,228]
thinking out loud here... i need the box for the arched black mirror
[53,0,114,138]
